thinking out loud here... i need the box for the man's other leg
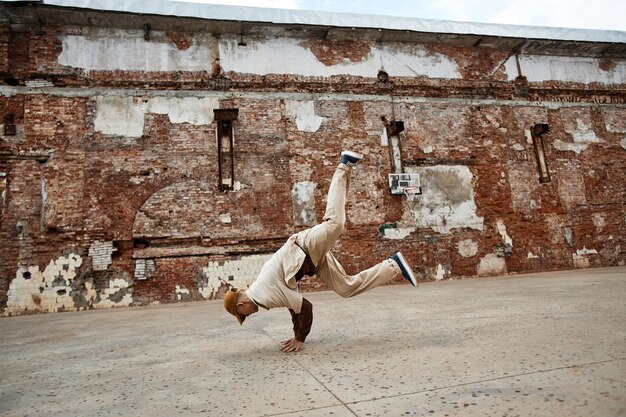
[316,252,403,298]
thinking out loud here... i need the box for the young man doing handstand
[224,151,417,352]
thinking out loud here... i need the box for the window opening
[4,114,16,136]
[530,123,551,183]
[213,109,239,191]
[0,170,6,215]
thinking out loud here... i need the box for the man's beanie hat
[223,288,246,325]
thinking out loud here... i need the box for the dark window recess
[383,118,405,174]
[214,109,239,191]
[531,123,551,183]
[4,114,16,136]
[133,238,150,249]
[0,171,6,214]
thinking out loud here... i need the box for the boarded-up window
[213,109,239,191]
[531,123,551,183]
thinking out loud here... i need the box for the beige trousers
[296,164,402,297]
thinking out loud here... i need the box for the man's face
[237,301,258,318]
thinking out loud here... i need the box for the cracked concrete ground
[0,266,625,417]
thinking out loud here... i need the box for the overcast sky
[180,0,626,31]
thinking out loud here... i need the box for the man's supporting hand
[281,338,304,353]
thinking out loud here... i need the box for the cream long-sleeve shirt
[246,234,306,314]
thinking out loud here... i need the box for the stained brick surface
[0,6,624,314]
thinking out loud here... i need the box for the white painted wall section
[292,181,317,226]
[504,54,626,84]
[94,96,219,137]
[434,264,448,280]
[6,254,83,315]
[554,118,604,154]
[219,37,461,78]
[200,254,272,299]
[285,101,326,132]
[95,278,133,308]
[572,247,598,269]
[458,239,478,257]
[58,29,217,72]
[496,220,513,247]
[477,254,507,276]
[382,227,415,240]
[403,166,484,234]
[88,240,115,271]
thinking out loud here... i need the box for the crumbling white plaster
[477,254,507,276]
[434,263,448,281]
[602,109,626,133]
[382,227,415,240]
[94,96,219,137]
[84,281,97,303]
[592,213,606,232]
[219,213,232,224]
[513,144,525,151]
[25,79,54,88]
[553,141,588,154]
[134,259,155,280]
[175,285,190,300]
[570,119,600,142]
[496,220,513,247]
[458,239,478,258]
[620,137,626,150]
[504,54,626,84]
[524,129,533,144]
[6,254,82,315]
[422,146,433,154]
[200,254,272,299]
[149,97,218,125]
[219,36,461,79]
[576,247,598,256]
[95,278,133,308]
[380,128,388,146]
[292,181,317,226]
[1,173,6,212]
[41,178,48,216]
[58,28,217,72]
[572,247,598,269]
[401,166,484,234]
[527,252,539,259]
[285,101,326,132]
[389,134,403,173]
[554,118,603,154]
[563,227,574,246]
[88,240,115,271]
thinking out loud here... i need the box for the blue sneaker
[390,252,418,287]
[340,150,363,166]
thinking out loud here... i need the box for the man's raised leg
[296,151,362,265]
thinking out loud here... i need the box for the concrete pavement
[1,266,625,417]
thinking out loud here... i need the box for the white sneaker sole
[396,252,418,287]
[341,150,363,161]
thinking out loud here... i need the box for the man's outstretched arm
[281,298,313,352]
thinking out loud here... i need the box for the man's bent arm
[288,298,313,342]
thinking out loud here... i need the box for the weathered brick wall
[0,20,624,315]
